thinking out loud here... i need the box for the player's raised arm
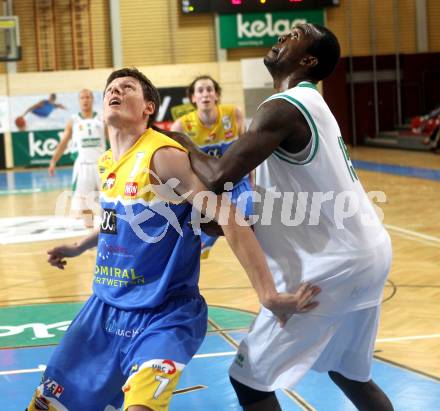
[151,146,320,324]
[22,100,44,117]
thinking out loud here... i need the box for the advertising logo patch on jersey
[234,352,245,368]
[206,146,221,158]
[101,209,117,234]
[43,378,64,398]
[103,173,116,190]
[124,182,138,197]
[153,359,177,375]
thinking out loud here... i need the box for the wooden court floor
[1,146,439,382]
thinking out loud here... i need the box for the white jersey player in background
[49,89,106,227]
[169,23,394,411]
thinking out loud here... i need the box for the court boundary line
[385,224,440,246]
[376,333,440,343]
[382,279,397,303]
[3,350,440,383]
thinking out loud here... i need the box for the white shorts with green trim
[71,160,100,211]
[229,305,381,391]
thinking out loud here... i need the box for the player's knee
[230,376,276,406]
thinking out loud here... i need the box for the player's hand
[47,244,82,270]
[48,163,55,176]
[263,283,321,327]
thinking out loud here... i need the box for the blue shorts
[201,177,253,257]
[28,293,207,410]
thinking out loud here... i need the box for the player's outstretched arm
[188,99,310,192]
[22,100,44,117]
[157,127,199,152]
[158,128,226,194]
[47,228,99,270]
[151,147,320,324]
[48,120,73,176]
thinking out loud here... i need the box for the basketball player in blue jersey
[171,75,253,259]
[169,24,394,411]
[27,68,320,411]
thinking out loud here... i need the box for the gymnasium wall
[11,0,112,73]
[8,0,215,72]
[120,0,216,66]
[4,0,440,73]
[2,61,243,109]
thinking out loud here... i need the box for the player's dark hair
[306,24,340,81]
[105,67,161,127]
[187,75,222,106]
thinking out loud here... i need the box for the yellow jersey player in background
[171,75,253,258]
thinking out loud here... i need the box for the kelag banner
[219,10,324,48]
[12,130,75,167]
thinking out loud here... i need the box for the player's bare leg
[329,371,394,411]
[230,377,281,411]
[242,396,282,411]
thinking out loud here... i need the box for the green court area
[0,302,256,348]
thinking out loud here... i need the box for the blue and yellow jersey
[95,128,201,310]
[180,104,240,158]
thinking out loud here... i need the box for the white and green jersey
[71,112,106,163]
[254,81,391,314]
